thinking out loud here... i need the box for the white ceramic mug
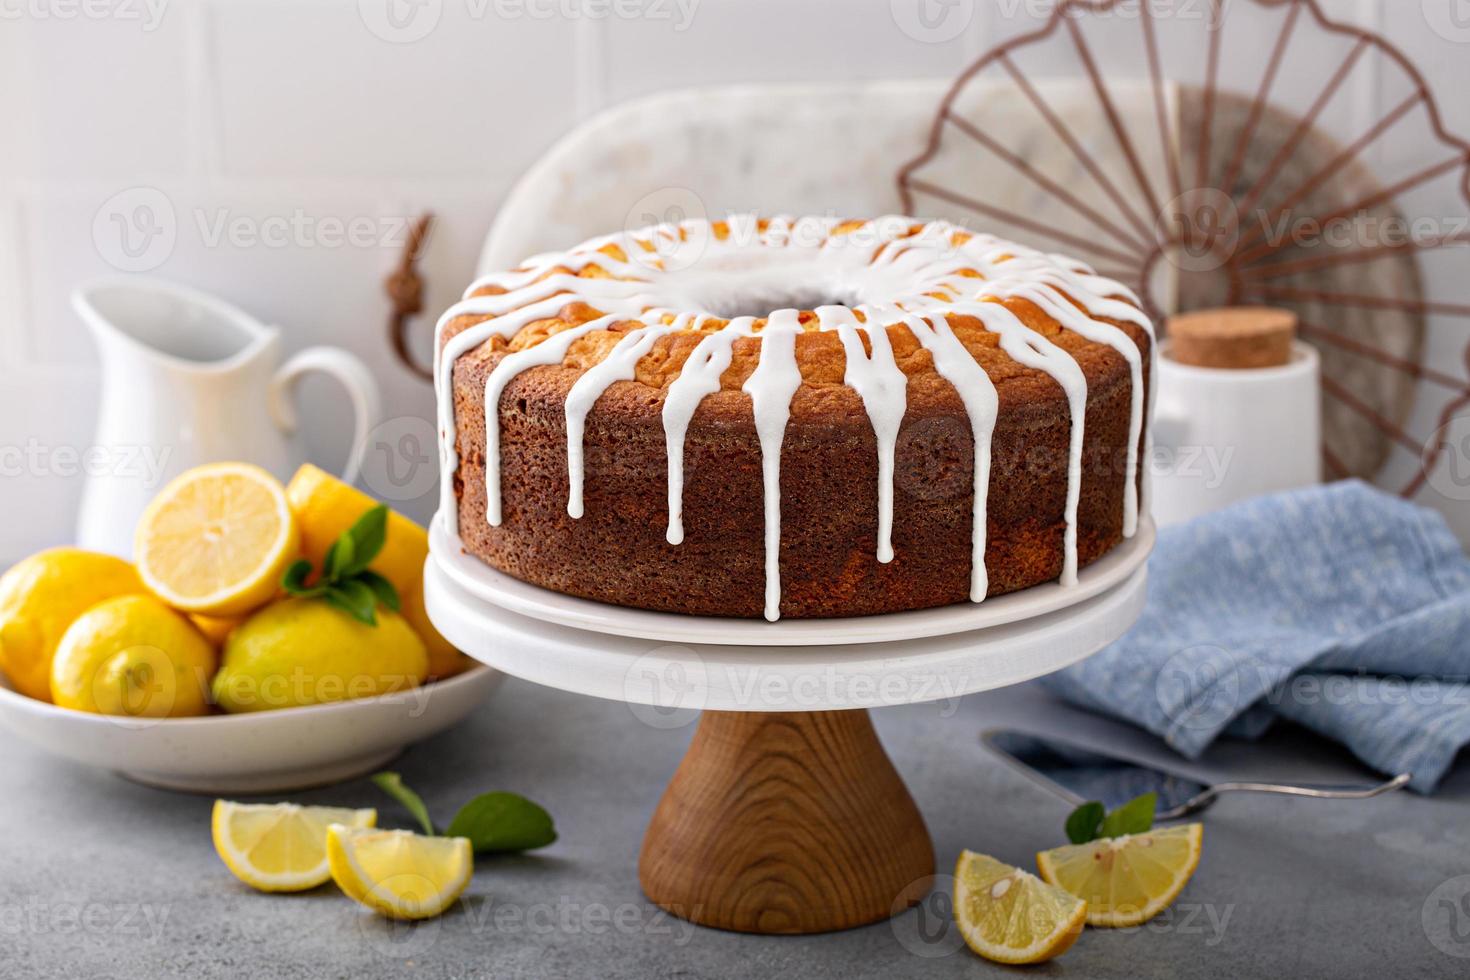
[1150,340,1321,527]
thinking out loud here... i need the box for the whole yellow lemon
[401,586,474,680]
[213,597,428,713]
[189,613,246,649]
[285,465,428,600]
[0,548,147,702]
[50,595,216,717]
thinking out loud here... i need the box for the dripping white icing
[984,278,1146,537]
[565,313,686,519]
[816,305,906,564]
[934,299,1089,586]
[881,306,998,601]
[434,215,1152,619]
[483,313,623,525]
[741,309,804,622]
[663,316,753,545]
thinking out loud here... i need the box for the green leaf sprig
[1064,792,1157,844]
[370,771,557,854]
[281,505,400,626]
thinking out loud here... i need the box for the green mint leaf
[1065,800,1106,844]
[1099,792,1157,839]
[445,792,557,853]
[370,772,436,836]
[324,582,377,626]
[358,569,401,613]
[280,559,320,596]
[325,533,357,583]
[343,505,389,577]
[337,580,379,624]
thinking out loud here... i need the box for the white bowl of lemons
[0,659,501,793]
[0,463,501,794]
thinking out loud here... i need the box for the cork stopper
[1165,306,1297,369]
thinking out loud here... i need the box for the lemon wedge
[1037,823,1203,927]
[327,824,473,920]
[136,463,298,617]
[953,850,1087,964]
[213,800,376,892]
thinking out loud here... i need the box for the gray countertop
[4,677,1467,979]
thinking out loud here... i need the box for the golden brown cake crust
[446,298,1150,619]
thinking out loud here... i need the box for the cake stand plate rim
[428,512,1154,648]
[423,556,1148,711]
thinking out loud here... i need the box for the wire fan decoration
[897,0,1470,498]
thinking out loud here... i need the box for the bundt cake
[436,215,1153,621]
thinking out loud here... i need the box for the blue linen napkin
[1041,480,1470,792]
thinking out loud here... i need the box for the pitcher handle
[268,347,383,486]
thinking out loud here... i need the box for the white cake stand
[424,515,1152,934]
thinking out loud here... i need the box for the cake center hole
[713,289,850,319]
[659,254,860,319]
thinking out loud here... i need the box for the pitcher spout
[71,275,280,373]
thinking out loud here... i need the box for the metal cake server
[981,729,1410,820]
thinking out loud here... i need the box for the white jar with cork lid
[1151,306,1321,526]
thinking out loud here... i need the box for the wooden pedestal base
[638,709,934,934]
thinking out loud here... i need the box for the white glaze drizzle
[741,309,804,621]
[663,316,754,545]
[816,305,907,563]
[878,305,998,601]
[483,313,623,526]
[931,298,1089,587]
[981,277,1145,536]
[434,216,1152,619]
[565,312,688,519]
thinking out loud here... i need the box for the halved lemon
[136,463,298,616]
[953,850,1087,964]
[327,825,473,920]
[1037,823,1203,927]
[212,800,376,892]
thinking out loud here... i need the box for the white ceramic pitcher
[72,277,382,558]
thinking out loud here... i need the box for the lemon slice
[953,850,1087,964]
[212,800,376,892]
[136,463,299,616]
[327,825,473,920]
[1037,823,1203,927]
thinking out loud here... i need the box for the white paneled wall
[1,0,1462,560]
